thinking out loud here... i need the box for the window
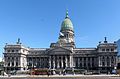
[84,58,86,61]
[102,56,105,59]
[80,58,82,61]
[8,62,10,66]
[107,62,109,66]
[92,58,94,61]
[107,57,109,60]
[102,49,105,51]
[88,58,90,61]
[84,63,86,67]
[106,49,109,52]
[111,49,114,52]
[16,50,18,52]
[7,50,10,52]
[12,62,14,66]
[102,62,105,66]
[111,56,114,61]
[80,63,82,67]
[12,50,14,52]
[88,63,90,66]
[16,62,18,66]
[16,57,18,61]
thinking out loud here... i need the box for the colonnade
[98,56,116,67]
[28,57,49,68]
[49,55,71,69]
[74,57,95,68]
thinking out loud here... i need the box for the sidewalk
[0,74,119,78]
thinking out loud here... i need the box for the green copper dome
[61,11,74,31]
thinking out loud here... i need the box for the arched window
[16,62,18,66]
[12,62,14,66]
[12,50,14,52]
[8,62,10,66]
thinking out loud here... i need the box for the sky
[0,0,120,60]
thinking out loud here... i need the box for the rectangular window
[111,49,114,52]
[16,50,18,52]
[106,49,109,52]
[102,49,105,51]
[7,50,10,52]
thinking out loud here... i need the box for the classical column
[70,55,73,67]
[90,57,92,67]
[10,61,11,67]
[53,56,55,69]
[78,58,80,67]
[57,56,59,68]
[105,56,107,66]
[115,56,117,67]
[114,56,117,67]
[35,57,37,67]
[14,57,16,67]
[65,56,68,68]
[17,57,19,67]
[86,57,88,69]
[98,56,100,67]
[109,56,111,67]
[31,57,33,67]
[49,56,51,69]
[82,57,84,67]
[73,57,76,67]
[77,57,79,67]
[61,56,63,68]
[39,57,41,68]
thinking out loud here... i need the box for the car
[92,70,100,74]
[84,71,93,75]
[111,70,117,74]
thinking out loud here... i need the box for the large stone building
[3,11,118,74]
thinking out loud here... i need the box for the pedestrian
[47,71,50,77]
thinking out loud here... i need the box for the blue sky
[0,0,120,59]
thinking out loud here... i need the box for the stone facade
[3,11,118,73]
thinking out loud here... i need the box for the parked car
[84,71,93,75]
[92,70,100,74]
[111,70,117,74]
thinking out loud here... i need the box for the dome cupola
[61,11,74,31]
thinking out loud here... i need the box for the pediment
[48,47,72,55]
